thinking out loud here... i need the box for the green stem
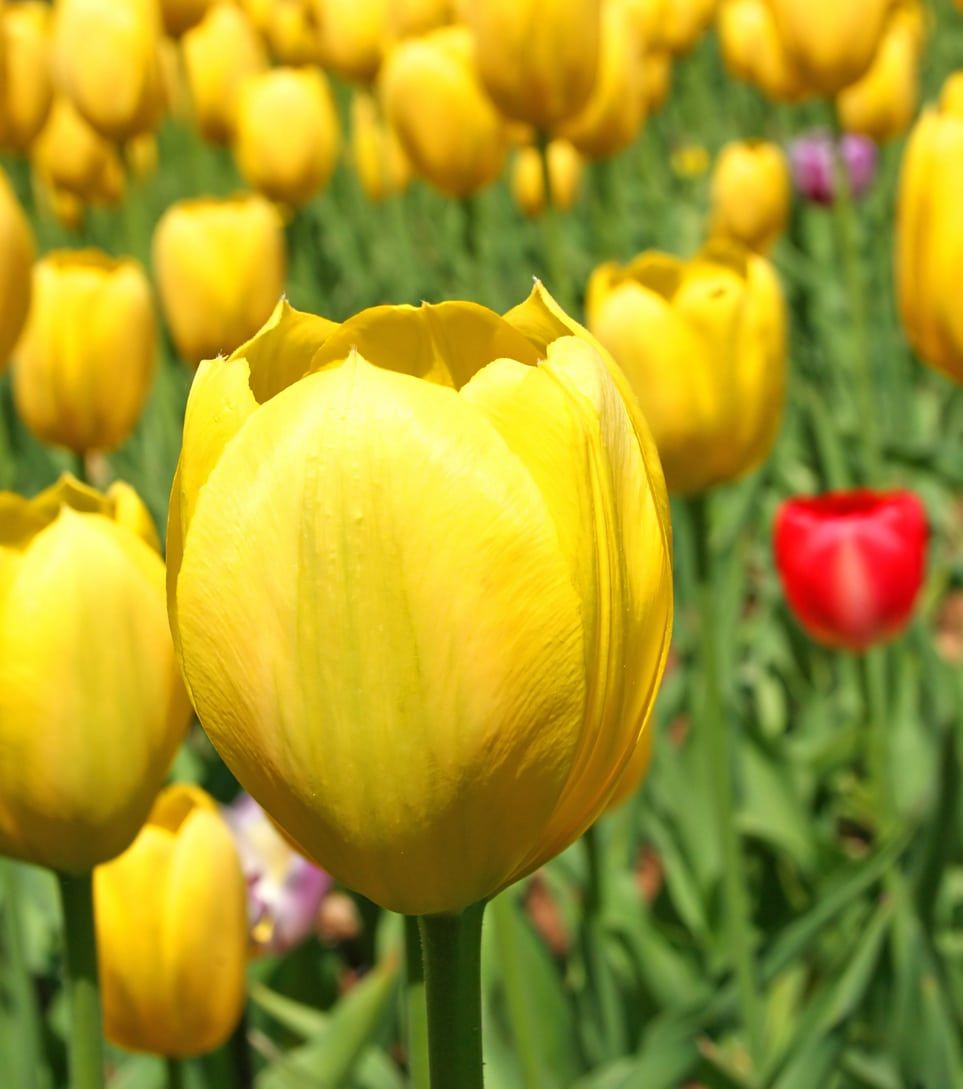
[230,1007,253,1089]
[56,871,104,1089]
[166,1057,184,1089]
[404,916,430,1089]
[2,864,45,1089]
[580,825,624,1061]
[688,496,764,1068]
[73,451,88,485]
[418,902,486,1089]
[535,132,571,311]
[489,893,543,1089]
[860,646,893,838]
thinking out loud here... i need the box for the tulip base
[56,871,105,1089]
[418,901,486,1089]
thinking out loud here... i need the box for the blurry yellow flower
[314,0,387,83]
[466,0,600,129]
[0,476,189,872]
[0,1,53,152]
[587,243,786,494]
[664,0,717,55]
[642,50,673,111]
[897,72,963,384]
[381,26,507,198]
[717,0,806,101]
[159,0,215,37]
[388,0,452,40]
[670,142,710,177]
[153,194,287,365]
[263,0,322,65]
[0,168,33,369]
[127,131,159,179]
[350,90,411,201]
[709,139,790,252]
[52,0,163,140]
[96,784,247,1057]
[167,284,673,916]
[37,179,85,231]
[14,250,155,454]
[511,140,583,218]
[182,2,267,144]
[31,95,123,202]
[623,0,669,51]
[234,67,340,208]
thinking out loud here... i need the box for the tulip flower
[234,67,340,209]
[96,784,248,1056]
[0,168,34,369]
[897,73,963,384]
[388,0,452,40]
[152,194,286,365]
[31,95,123,203]
[0,476,189,872]
[0,1,53,152]
[663,0,716,55]
[314,0,387,83]
[710,140,791,253]
[224,793,330,955]
[717,0,806,102]
[350,91,411,202]
[261,0,323,64]
[586,243,786,495]
[167,284,673,917]
[789,130,877,205]
[381,26,507,199]
[465,0,600,129]
[182,3,267,144]
[511,140,583,218]
[641,49,673,112]
[774,490,927,651]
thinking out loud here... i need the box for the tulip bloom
[663,0,716,55]
[789,130,877,205]
[0,169,34,369]
[381,27,507,198]
[261,0,323,65]
[31,95,122,203]
[314,0,387,83]
[717,0,806,102]
[350,91,411,202]
[153,194,286,365]
[710,140,791,253]
[774,490,927,651]
[0,476,189,872]
[388,0,452,40]
[96,784,247,1056]
[0,1,53,152]
[167,285,673,917]
[587,243,786,495]
[13,251,155,454]
[511,140,583,218]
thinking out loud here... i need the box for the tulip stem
[166,1057,184,1089]
[536,132,572,312]
[73,452,88,485]
[418,902,486,1089]
[404,916,430,1089]
[56,871,105,1089]
[579,825,625,1062]
[861,646,894,837]
[688,496,764,1069]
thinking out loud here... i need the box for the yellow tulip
[381,26,507,198]
[0,476,189,872]
[511,140,583,218]
[388,0,452,40]
[623,0,669,51]
[663,0,717,55]
[153,194,287,366]
[587,243,786,495]
[182,2,267,144]
[896,73,963,384]
[52,0,163,140]
[262,0,323,65]
[167,284,673,917]
[13,251,155,454]
[31,95,123,202]
[466,0,600,129]
[0,167,33,369]
[234,67,340,208]
[765,0,892,96]
[717,0,807,102]
[642,49,673,111]
[314,0,387,83]
[709,140,791,253]
[0,1,53,152]
[158,0,215,37]
[96,784,247,1057]
[350,90,411,201]
[605,716,653,809]
[127,131,159,179]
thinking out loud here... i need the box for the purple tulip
[788,131,878,205]
[224,794,331,956]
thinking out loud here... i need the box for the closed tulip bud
[0,168,33,369]
[31,95,119,201]
[127,131,159,179]
[0,476,190,872]
[710,140,790,252]
[52,0,163,140]
[153,194,286,365]
[350,90,411,201]
[182,3,267,144]
[96,784,248,1056]
[623,0,669,51]
[159,0,215,37]
[605,719,653,809]
[663,0,717,55]
[388,0,452,40]
[263,0,323,65]
[314,0,387,83]
[234,67,339,208]
[0,2,52,152]
[466,0,600,129]
[774,490,927,651]
[167,284,673,916]
[13,251,155,454]
[587,243,786,495]
[511,140,583,218]
[897,73,963,384]
[717,0,807,102]
[381,27,507,198]
[37,179,85,230]
[766,0,892,96]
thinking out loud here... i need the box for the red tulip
[774,490,927,651]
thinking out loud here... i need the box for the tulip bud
[511,140,583,218]
[158,0,215,37]
[605,718,653,809]
[167,286,673,916]
[31,95,122,202]
[0,1,53,152]
[663,0,716,55]
[0,476,190,872]
[381,26,507,198]
[709,140,791,253]
[153,194,287,365]
[182,3,267,144]
[466,0,600,129]
[234,67,340,208]
[789,130,877,205]
[0,167,33,368]
[774,490,927,651]
[387,0,452,40]
[314,0,387,84]
[717,0,807,102]
[262,0,323,65]
[587,243,786,495]
[96,784,248,1056]
[350,90,411,202]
